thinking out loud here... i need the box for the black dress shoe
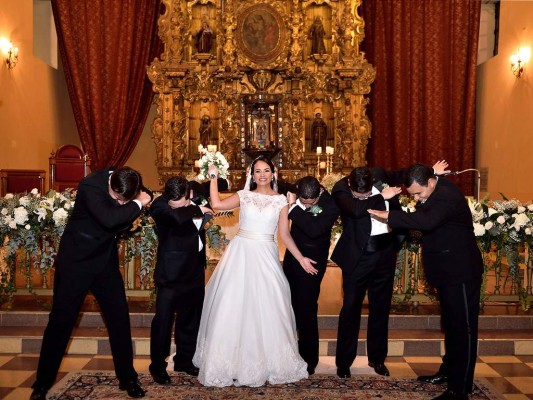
[118,379,146,398]
[432,389,468,400]
[174,365,200,376]
[149,368,171,384]
[30,387,48,400]
[368,362,390,376]
[418,373,449,384]
[337,367,351,378]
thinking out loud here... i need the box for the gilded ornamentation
[248,70,276,92]
[171,103,187,167]
[151,104,164,166]
[148,0,376,185]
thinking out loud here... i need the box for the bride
[192,156,316,387]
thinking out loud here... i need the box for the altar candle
[194,160,200,168]
[207,145,217,153]
[316,146,322,155]
[198,144,203,153]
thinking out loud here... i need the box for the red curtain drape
[51,0,163,170]
[361,0,481,195]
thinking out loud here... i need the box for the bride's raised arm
[278,206,318,275]
[208,165,240,211]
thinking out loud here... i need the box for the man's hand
[381,186,402,200]
[200,206,214,215]
[298,257,318,275]
[136,190,152,206]
[433,160,450,176]
[368,209,389,223]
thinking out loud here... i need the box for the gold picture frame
[235,3,288,67]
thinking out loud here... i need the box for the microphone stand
[446,169,481,202]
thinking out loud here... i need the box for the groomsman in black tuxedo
[282,176,340,375]
[369,163,483,400]
[331,167,404,379]
[148,176,228,384]
[31,167,152,400]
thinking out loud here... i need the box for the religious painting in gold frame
[235,3,287,66]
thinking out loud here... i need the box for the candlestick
[326,153,333,175]
[198,144,204,153]
[316,153,322,180]
[316,146,322,155]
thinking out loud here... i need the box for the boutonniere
[308,205,323,216]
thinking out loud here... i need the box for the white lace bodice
[237,190,287,235]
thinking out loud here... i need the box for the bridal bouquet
[197,146,230,180]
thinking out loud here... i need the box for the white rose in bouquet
[198,148,230,180]
[473,222,486,237]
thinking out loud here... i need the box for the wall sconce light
[0,37,19,69]
[510,47,531,78]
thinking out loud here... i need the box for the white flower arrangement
[197,146,230,181]
[399,195,417,213]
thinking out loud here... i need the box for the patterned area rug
[48,372,505,400]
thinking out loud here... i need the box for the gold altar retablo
[148,0,376,187]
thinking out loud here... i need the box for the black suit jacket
[388,177,483,286]
[150,179,228,289]
[284,188,340,266]
[56,168,143,273]
[330,177,402,275]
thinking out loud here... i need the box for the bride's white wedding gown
[193,190,308,387]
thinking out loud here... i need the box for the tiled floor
[1,354,533,399]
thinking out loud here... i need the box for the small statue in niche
[196,20,214,53]
[308,16,326,55]
[199,115,212,146]
[310,112,327,150]
[257,118,268,141]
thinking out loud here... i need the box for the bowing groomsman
[331,167,404,379]
[148,176,228,383]
[369,163,482,400]
[282,176,340,375]
[31,167,152,400]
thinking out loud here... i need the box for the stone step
[1,323,533,356]
[2,311,533,330]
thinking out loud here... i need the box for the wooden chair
[0,169,46,196]
[49,145,91,192]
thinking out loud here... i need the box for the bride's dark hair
[248,156,277,191]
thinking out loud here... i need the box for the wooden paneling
[0,169,46,196]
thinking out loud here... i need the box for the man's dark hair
[164,176,190,201]
[110,167,143,201]
[297,176,321,199]
[348,167,373,193]
[249,156,276,191]
[404,163,435,188]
